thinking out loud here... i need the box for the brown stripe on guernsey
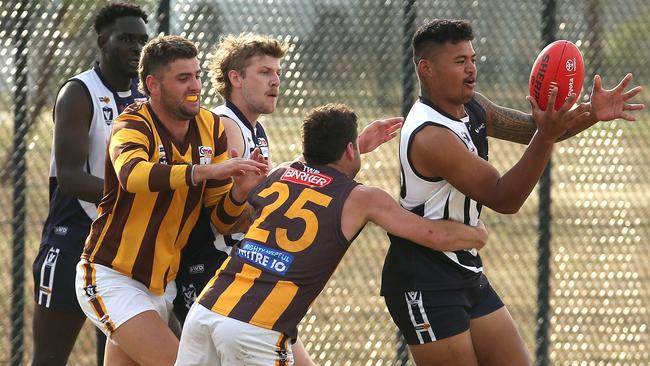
[214,193,244,226]
[147,163,173,191]
[178,183,203,246]
[94,188,136,265]
[117,157,146,188]
[213,263,262,315]
[250,280,298,329]
[130,190,175,291]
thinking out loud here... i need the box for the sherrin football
[529,40,584,111]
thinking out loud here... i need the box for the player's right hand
[527,84,588,142]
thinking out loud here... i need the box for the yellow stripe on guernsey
[211,263,262,315]
[250,280,299,329]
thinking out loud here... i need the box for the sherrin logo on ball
[529,40,584,111]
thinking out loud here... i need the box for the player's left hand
[588,73,645,122]
[357,116,403,154]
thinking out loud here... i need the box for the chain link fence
[1,0,648,365]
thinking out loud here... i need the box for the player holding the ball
[381,19,644,366]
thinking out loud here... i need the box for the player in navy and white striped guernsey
[381,19,643,366]
[31,4,148,366]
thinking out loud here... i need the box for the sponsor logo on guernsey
[281,167,332,188]
[198,145,213,165]
[99,96,110,104]
[236,240,294,275]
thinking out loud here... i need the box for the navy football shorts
[384,274,504,345]
[32,244,83,312]
[173,250,228,324]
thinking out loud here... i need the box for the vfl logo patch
[276,349,292,363]
[45,250,58,264]
[281,167,332,188]
[236,240,294,275]
[406,291,421,306]
[181,284,197,309]
[102,106,114,125]
[84,285,98,300]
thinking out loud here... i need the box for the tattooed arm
[474,92,537,145]
[475,74,643,145]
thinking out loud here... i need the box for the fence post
[536,1,556,365]
[157,0,171,35]
[396,0,416,364]
[11,1,31,365]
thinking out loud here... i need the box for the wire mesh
[0,0,648,365]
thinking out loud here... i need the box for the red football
[529,40,584,111]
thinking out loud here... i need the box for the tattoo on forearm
[490,106,536,145]
[474,92,537,145]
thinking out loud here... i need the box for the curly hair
[302,104,358,166]
[94,2,148,34]
[209,33,288,99]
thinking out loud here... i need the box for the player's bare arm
[412,88,587,214]
[341,185,488,251]
[54,81,104,203]
[474,91,537,145]
[220,116,247,157]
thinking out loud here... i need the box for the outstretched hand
[527,85,590,142]
[231,148,268,202]
[588,73,645,122]
[357,116,403,154]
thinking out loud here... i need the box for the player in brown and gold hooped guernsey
[175,104,490,366]
[74,35,268,366]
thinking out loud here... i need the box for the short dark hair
[139,35,198,95]
[412,19,474,64]
[302,104,358,166]
[94,3,148,34]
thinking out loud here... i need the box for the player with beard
[175,33,402,365]
[31,3,148,365]
[74,35,268,366]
